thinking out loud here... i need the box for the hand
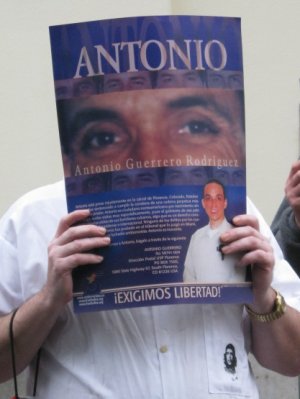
[285,160,300,228]
[44,209,110,306]
[220,214,275,312]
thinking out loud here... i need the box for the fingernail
[232,216,239,224]
[103,237,111,244]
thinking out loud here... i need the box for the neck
[209,218,225,229]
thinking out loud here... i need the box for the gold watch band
[245,290,286,322]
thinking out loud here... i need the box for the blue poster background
[50,15,242,79]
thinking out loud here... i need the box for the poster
[49,15,251,312]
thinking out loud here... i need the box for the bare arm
[220,214,300,376]
[0,209,110,382]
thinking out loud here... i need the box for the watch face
[276,292,286,312]
[246,291,286,322]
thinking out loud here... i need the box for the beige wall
[0,0,170,216]
[0,0,299,222]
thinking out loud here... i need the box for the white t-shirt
[1,181,300,399]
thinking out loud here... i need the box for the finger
[51,252,104,275]
[54,224,107,246]
[287,192,300,209]
[220,224,262,246]
[285,182,300,210]
[289,160,300,179]
[51,235,111,259]
[236,249,274,269]
[286,164,300,197]
[287,171,300,193]
[231,214,259,230]
[221,234,271,256]
[54,210,91,238]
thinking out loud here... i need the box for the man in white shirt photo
[183,179,245,283]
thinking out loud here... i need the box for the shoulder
[190,224,208,240]
[0,181,67,243]
[2,180,66,215]
[7,180,65,209]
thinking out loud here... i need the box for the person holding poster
[0,183,300,398]
[183,179,245,283]
[272,159,300,276]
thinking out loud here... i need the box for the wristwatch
[245,290,286,322]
